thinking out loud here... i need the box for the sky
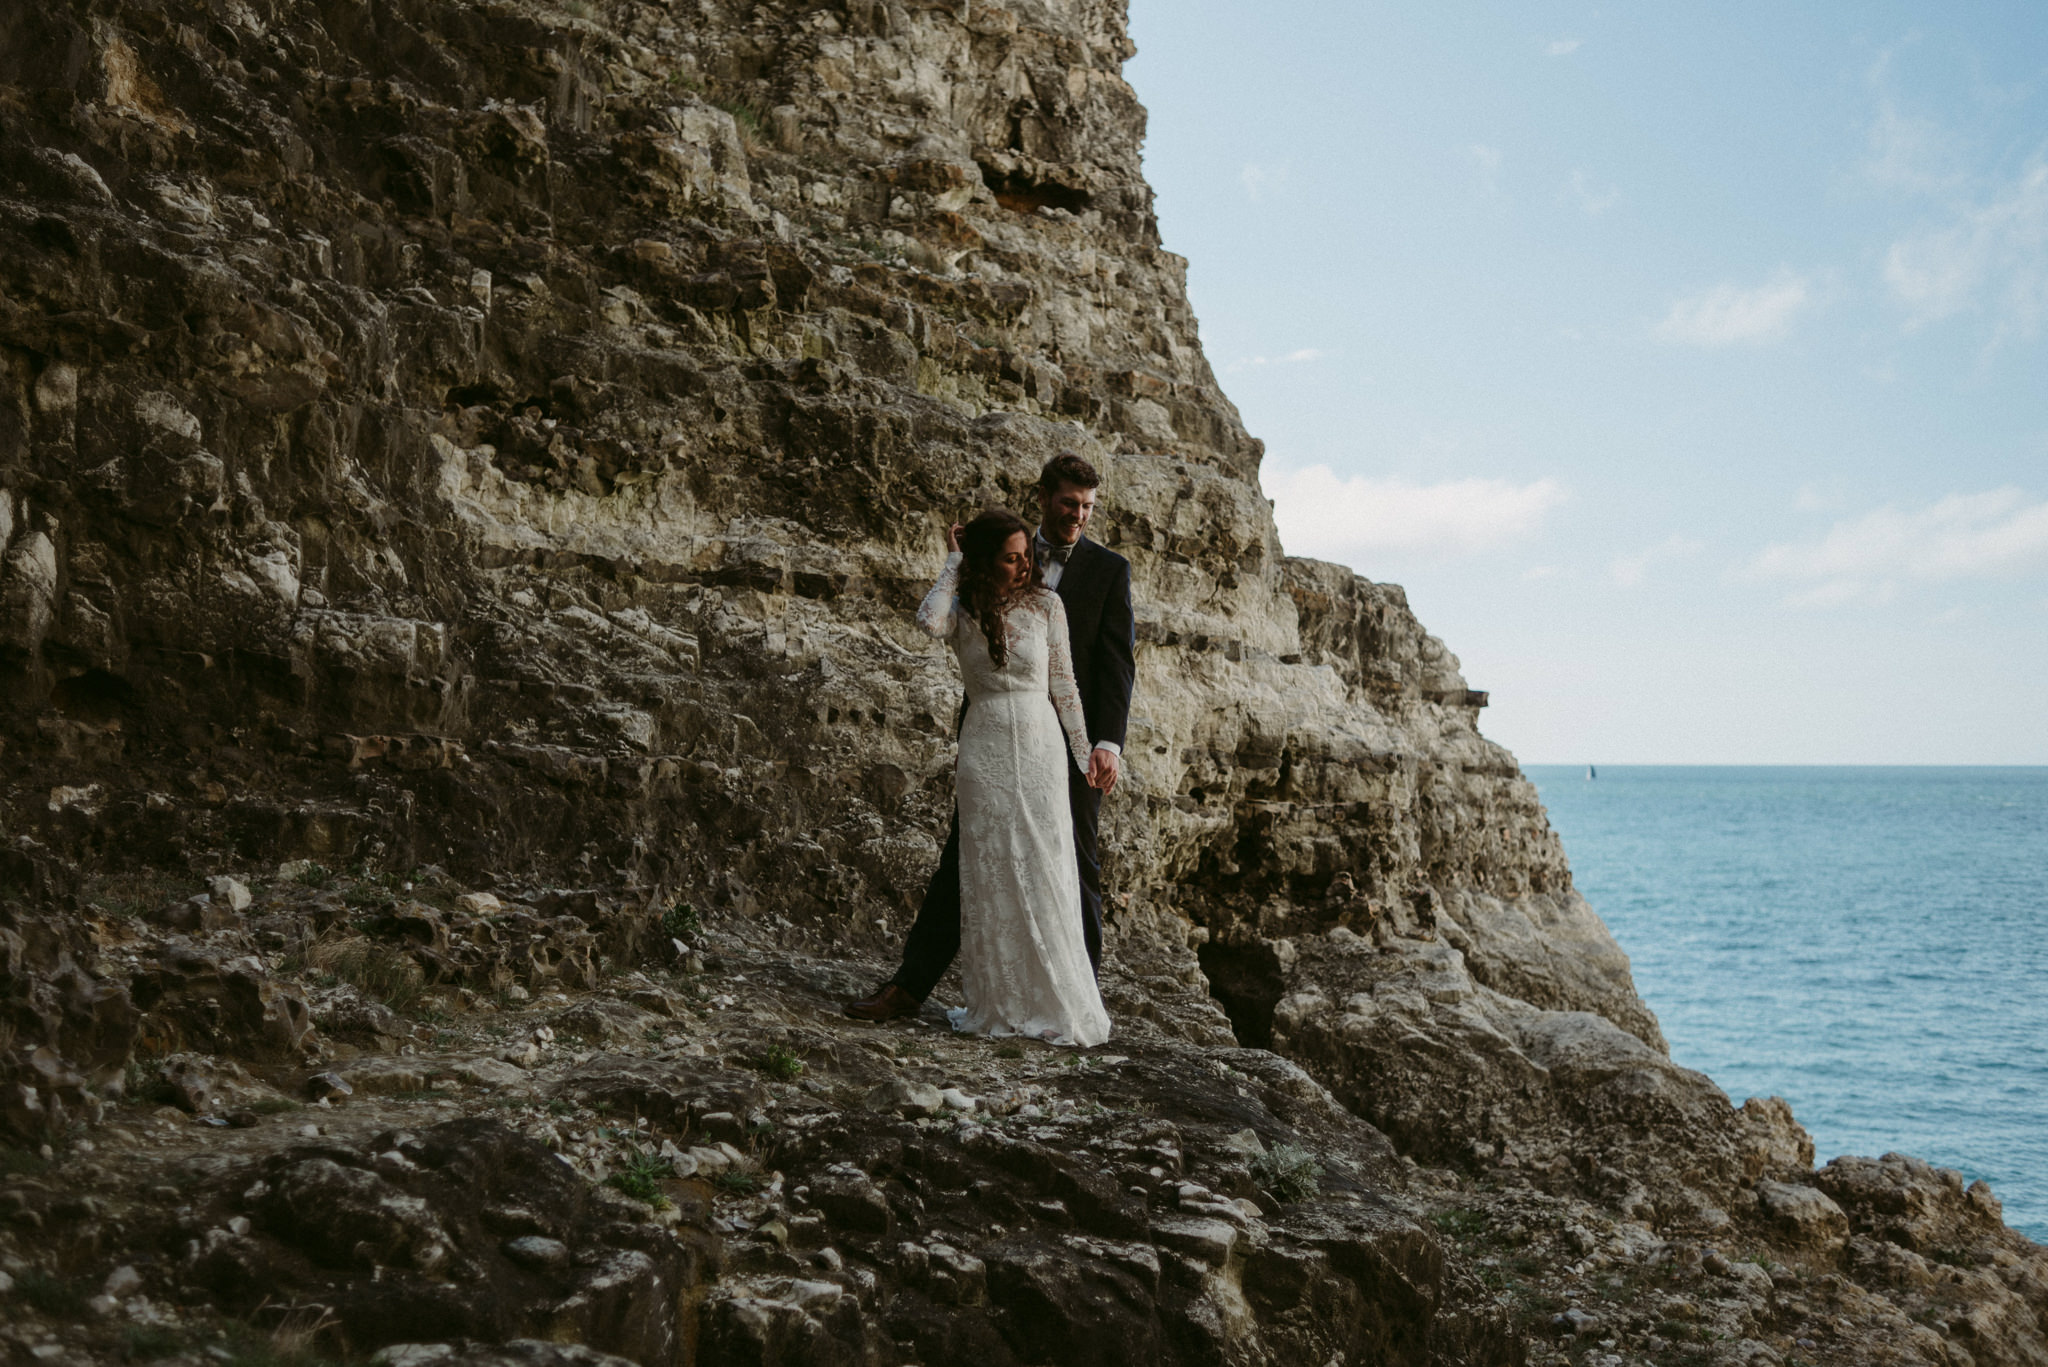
[1124,1,2048,764]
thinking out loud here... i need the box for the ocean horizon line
[1521,761,2048,770]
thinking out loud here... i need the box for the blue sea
[1526,766,2048,1244]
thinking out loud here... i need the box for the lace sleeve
[916,552,964,639]
[1043,593,1092,773]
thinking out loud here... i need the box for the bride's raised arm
[916,550,964,639]
[1043,595,1093,774]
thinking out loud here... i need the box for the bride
[915,508,1112,1047]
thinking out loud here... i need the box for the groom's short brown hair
[1038,452,1100,493]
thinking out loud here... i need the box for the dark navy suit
[891,536,1136,997]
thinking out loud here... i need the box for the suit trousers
[891,765,1105,1001]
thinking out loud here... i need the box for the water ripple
[1530,766,2048,1243]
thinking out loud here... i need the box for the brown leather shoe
[843,983,921,1022]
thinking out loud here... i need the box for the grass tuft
[604,1146,675,1208]
[713,1165,764,1196]
[122,1325,187,1361]
[1430,1207,1489,1240]
[1251,1142,1321,1204]
[715,99,766,149]
[292,863,334,889]
[217,1306,344,1367]
[123,1058,182,1108]
[16,1269,90,1317]
[305,933,425,1014]
[0,1146,51,1178]
[759,1044,805,1081]
[660,900,700,941]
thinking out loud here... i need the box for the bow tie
[1036,535,1075,565]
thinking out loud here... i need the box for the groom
[845,452,1137,1021]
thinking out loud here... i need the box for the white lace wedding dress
[917,553,1112,1047]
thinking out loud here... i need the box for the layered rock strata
[0,1,2043,1365]
[0,0,1653,1186]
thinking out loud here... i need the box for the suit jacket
[1051,537,1136,751]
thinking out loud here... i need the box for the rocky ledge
[0,0,2043,1363]
[4,866,2045,1367]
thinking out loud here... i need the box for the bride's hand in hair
[946,522,964,553]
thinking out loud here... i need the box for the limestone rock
[867,1078,943,1117]
[1217,1127,1267,1160]
[501,1236,572,1271]
[207,876,253,913]
[372,1343,640,1367]
[1816,1152,2008,1252]
[1269,936,1756,1203]
[189,1119,715,1362]
[153,1053,274,1115]
[261,1157,456,1274]
[448,1057,529,1091]
[0,3,2040,1365]
[131,947,314,1061]
[1755,1179,1849,1250]
[0,904,138,1143]
[0,0,1642,1125]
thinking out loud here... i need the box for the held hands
[946,522,964,553]
[1087,747,1119,793]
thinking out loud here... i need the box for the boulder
[207,876,253,912]
[1815,1153,2006,1252]
[259,1156,456,1273]
[131,947,314,1060]
[866,1078,943,1118]
[1754,1179,1849,1250]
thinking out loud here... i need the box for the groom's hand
[1087,748,1119,793]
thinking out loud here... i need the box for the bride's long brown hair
[957,508,1042,668]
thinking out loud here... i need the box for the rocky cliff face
[2,2,2045,1365]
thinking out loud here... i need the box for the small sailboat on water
[1586,764,1597,780]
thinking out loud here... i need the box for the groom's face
[1037,481,1097,545]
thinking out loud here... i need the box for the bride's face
[996,531,1032,590]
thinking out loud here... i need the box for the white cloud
[1567,169,1620,217]
[1794,482,1839,512]
[1783,578,1879,610]
[1466,143,1503,195]
[1749,488,2048,606]
[1240,162,1287,201]
[1884,229,1983,321]
[1610,535,1705,588]
[1226,348,1324,373]
[1862,100,1958,194]
[1655,270,1812,346]
[1267,466,1568,563]
[1546,38,1582,56]
[1883,161,2048,338]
